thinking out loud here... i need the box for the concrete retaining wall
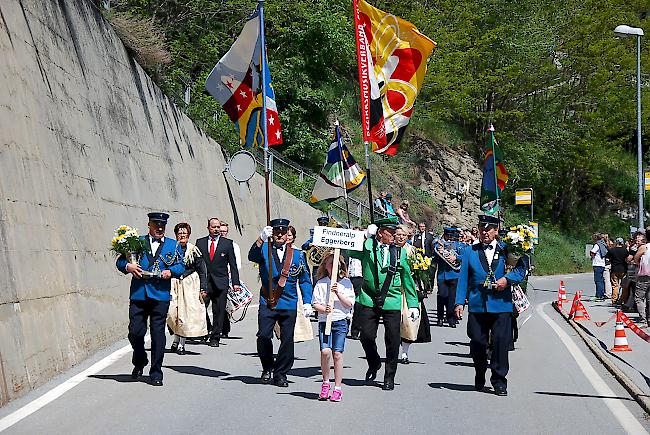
[0,0,318,403]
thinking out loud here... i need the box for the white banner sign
[312,226,365,251]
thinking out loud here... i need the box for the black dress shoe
[176,347,186,355]
[261,370,272,383]
[273,376,289,387]
[400,356,410,365]
[208,340,220,347]
[170,342,178,352]
[494,386,507,396]
[365,363,381,382]
[436,320,444,327]
[382,379,395,390]
[131,367,144,380]
[150,379,163,387]
[449,323,457,328]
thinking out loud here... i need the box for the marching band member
[348,216,419,391]
[249,218,313,387]
[454,215,528,396]
[433,227,466,328]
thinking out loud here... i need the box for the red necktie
[209,239,216,261]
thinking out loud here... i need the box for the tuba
[434,239,461,271]
[306,217,340,269]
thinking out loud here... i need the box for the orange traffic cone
[572,301,591,321]
[557,281,567,310]
[611,310,632,352]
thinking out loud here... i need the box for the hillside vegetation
[103,0,650,273]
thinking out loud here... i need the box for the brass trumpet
[306,216,340,268]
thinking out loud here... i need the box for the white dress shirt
[150,235,164,255]
[233,241,242,271]
[483,239,498,264]
[275,244,286,262]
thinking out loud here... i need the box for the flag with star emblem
[205,5,283,148]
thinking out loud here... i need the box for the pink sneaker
[329,388,342,402]
[318,382,330,401]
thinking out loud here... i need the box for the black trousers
[356,304,401,382]
[128,299,170,381]
[205,286,228,341]
[437,279,458,325]
[349,277,364,335]
[256,305,297,378]
[467,312,512,389]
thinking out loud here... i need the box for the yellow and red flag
[353,0,435,155]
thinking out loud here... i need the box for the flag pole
[335,120,351,227]
[364,141,375,224]
[489,123,501,219]
[259,0,274,305]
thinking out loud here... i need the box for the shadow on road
[164,365,229,378]
[221,375,265,385]
[444,361,474,367]
[164,349,201,355]
[88,374,138,383]
[342,378,383,388]
[535,391,634,401]
[289,366,321,378]
[428,382,475,392]
[444,341,469,347]
[439,352,471,358]
[277,391,319,400]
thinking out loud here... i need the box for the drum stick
[324,248,340,336]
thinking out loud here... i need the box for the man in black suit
[413,222,435,293]
[196,217,241,347]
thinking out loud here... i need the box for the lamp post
[615,25,645,230]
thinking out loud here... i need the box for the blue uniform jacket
[433,240,467,281]
[455,241,528,313]
[248,242,313,310]
[116,237,185,301]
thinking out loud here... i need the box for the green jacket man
[349,238,419,311]
[348,216,419,391]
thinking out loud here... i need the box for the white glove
[302,303,314,318]
[366,224,378,237]
[408,308,420,321]
[260,226,273,240]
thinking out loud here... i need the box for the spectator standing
[590,233,607,301]
[384,193,396,218]
[606,238,628,305]
[633,227,650,327]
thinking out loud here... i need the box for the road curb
[552,301,650,415]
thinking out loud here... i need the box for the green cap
[375,216,399,229]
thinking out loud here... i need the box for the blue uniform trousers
[128,298,169,381]
[467,312,511,389]
[256,305,297,378]
[437,279,458,325]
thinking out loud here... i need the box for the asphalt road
[1,273,648,434]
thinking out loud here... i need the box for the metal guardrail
[249,148,383,226]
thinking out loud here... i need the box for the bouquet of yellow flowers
[407,248,433,289]
[503,225,535,256]
[110,225,146,262]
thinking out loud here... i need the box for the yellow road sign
[645,172,650,191]
[515,189,532,205]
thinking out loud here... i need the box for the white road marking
[0,302,264,432]
[0,335,148,433]
[537,302,648,434]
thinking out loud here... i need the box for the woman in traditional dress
[395,225,431,364]
[168,222,208,354]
